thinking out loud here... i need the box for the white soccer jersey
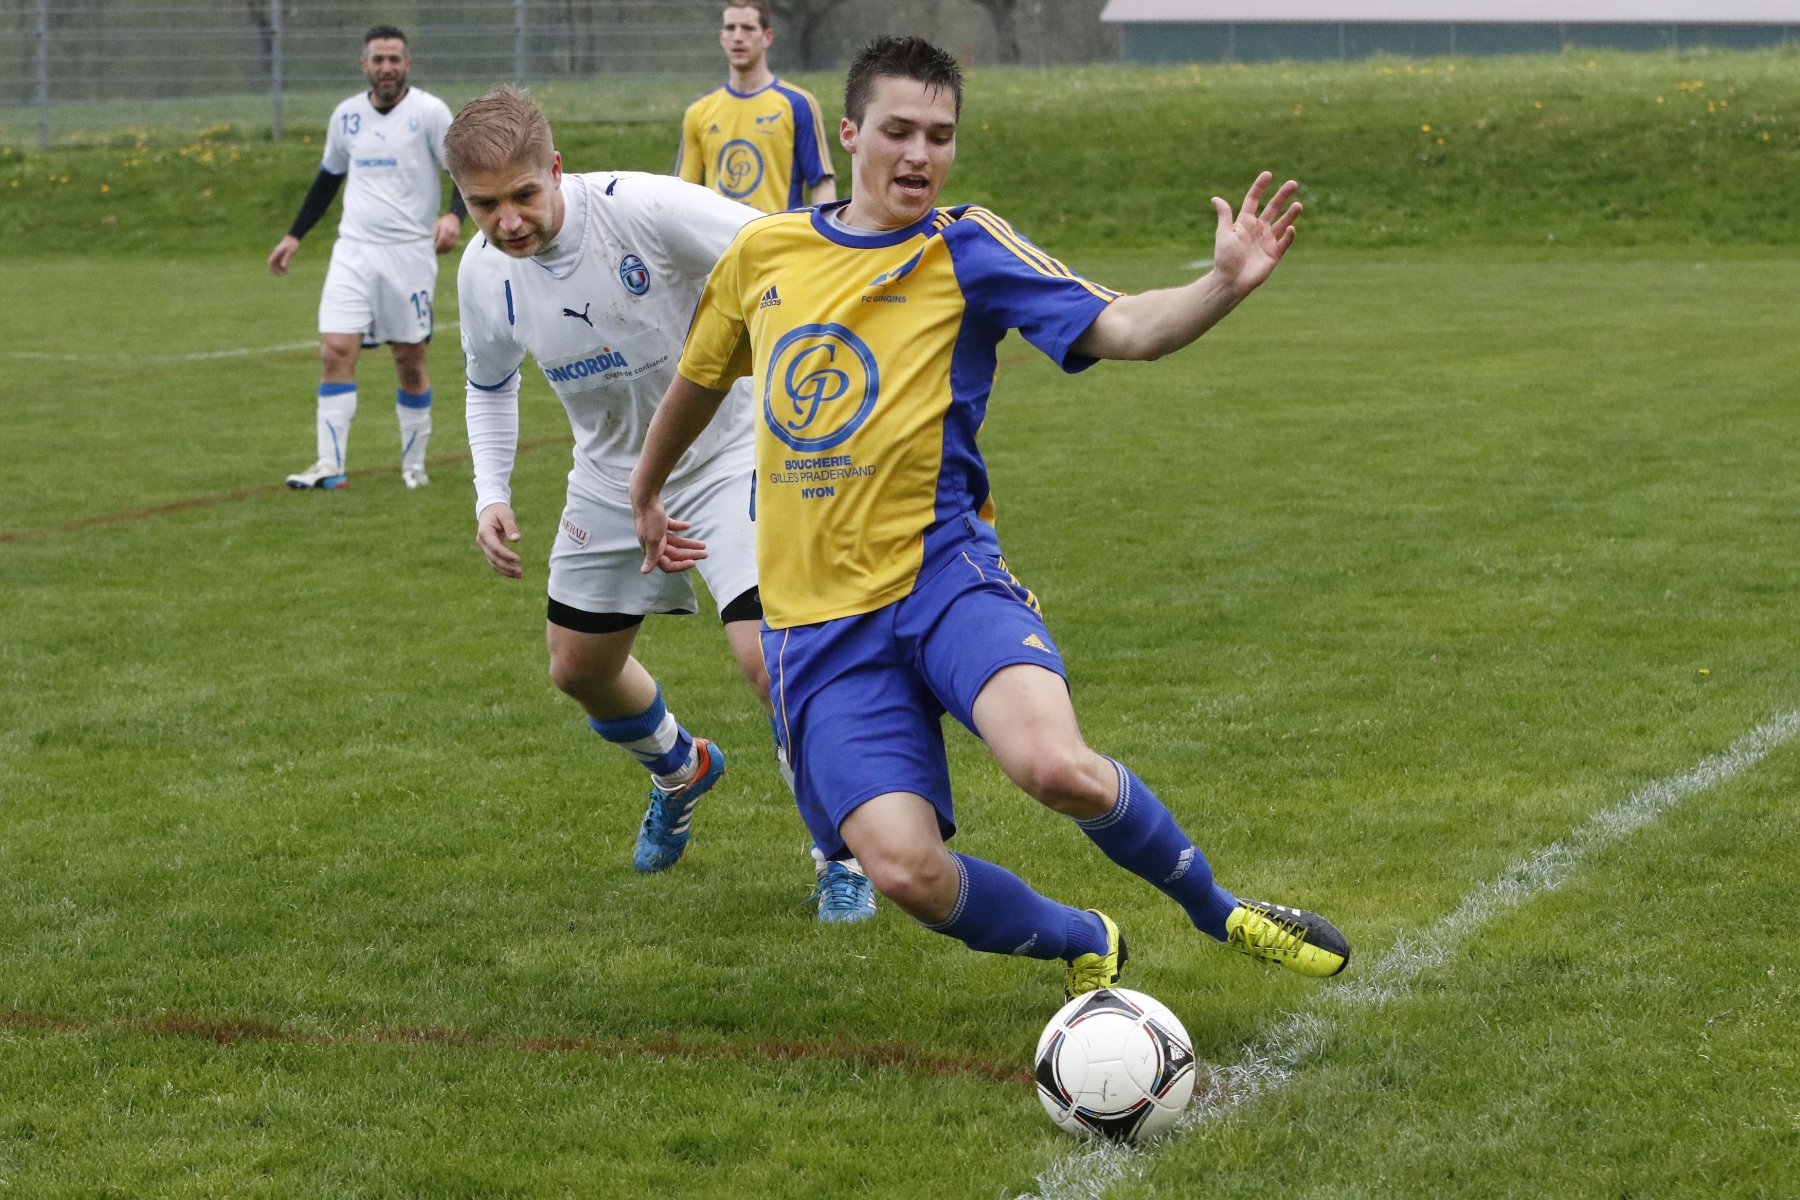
[321,87,454,244]
[460,171,761,514]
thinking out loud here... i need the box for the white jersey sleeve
[636,174,761,282]
[320,99,352,175]
[459,237,529,516]
[423,92,452,173]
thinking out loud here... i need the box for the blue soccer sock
[588,685,696,781]
[921,853,1108,961]
[1076,760,1238,941]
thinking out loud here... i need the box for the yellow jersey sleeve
[677,231,753,391]
[676,101,705,185]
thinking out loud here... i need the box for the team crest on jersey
[716,139,765,199]
[407,114,420,132]
[763,323,879,452]
[618,254,651,296]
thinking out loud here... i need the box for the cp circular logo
[618,253,650,296]
[716,139,764,199]
[763,324,880,452]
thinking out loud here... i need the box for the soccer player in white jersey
[267,25,465,491]
[446,87,869,916]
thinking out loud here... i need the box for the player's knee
[546,642,616,697]
[319,342,356,374]
[1017,746,1107,811]
[861,847,954,914]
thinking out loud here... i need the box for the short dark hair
[722,1,772,31]
[364,25,408,47]
[844,36,963,127]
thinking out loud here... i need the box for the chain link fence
[0,0,1116,147]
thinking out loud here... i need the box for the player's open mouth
[894,175,930,195]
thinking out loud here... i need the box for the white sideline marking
[10,321,460,364]
[1023,709,1800,1200]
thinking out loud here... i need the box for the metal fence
[1,0,747,146]
[0,0,1118,147]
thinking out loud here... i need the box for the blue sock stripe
[644,740,694,778]
[922,854,972,932]
[318,382,356,397]
[590,687,668,744]
[396,387,433,409]
[1074,758,1133,831]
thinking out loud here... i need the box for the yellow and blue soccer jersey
[678,202,1119,629]
[677,79,832,214]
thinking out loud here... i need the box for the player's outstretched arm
[631,374,729,575]
[1071,171,1300,362]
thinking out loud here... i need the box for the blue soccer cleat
[632,739,724,873]
[808,860,877,923]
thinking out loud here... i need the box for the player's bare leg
[838,792,958,921]
[391,340,433,488]
[547,618,763,873]
[288,333,364,490]
[839,790,1121,997]
[974,663,1349,977]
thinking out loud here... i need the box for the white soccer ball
[1033,987,1197,1142]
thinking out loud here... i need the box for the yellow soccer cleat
[1225,900,1350,978]
[1064,910,1129,1000]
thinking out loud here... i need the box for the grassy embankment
[4,48,1800,255]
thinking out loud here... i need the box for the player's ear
[550,151,563,184]
[839,116,857,156]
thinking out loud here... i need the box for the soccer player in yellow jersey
[676,1,836,214]
[633,37,1351,1000]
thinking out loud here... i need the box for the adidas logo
[708,123,720,134]
[758,285,781,308]
[1022,634,1049,651]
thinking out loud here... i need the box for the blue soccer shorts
[762,546,1067,863]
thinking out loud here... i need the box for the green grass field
[4,50,1800,1199]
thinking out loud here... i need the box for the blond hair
[445,85,555,179]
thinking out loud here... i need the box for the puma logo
[562,303,593,327]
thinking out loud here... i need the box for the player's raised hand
[267,235,301,276]
[636,503,709,575]
[1210,172,1301,298]
[475,502,525,579]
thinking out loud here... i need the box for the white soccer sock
[810,846,866,878]
[396,388,432,470]
[650,746,701,791]
[316,383,357,472]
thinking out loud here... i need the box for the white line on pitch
[1023,709,1800,1200]
[9,321,461,364]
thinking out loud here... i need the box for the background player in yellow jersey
[634,37,1351,999]
[677,1,837,214]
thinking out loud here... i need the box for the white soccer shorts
[547,465,758,620]
[318,236,438,346]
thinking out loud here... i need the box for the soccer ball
[1033,987,1197,1142]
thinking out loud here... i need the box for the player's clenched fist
[476,502,524,578]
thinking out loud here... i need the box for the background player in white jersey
[447,87,864,912]
[267,26,466,491]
